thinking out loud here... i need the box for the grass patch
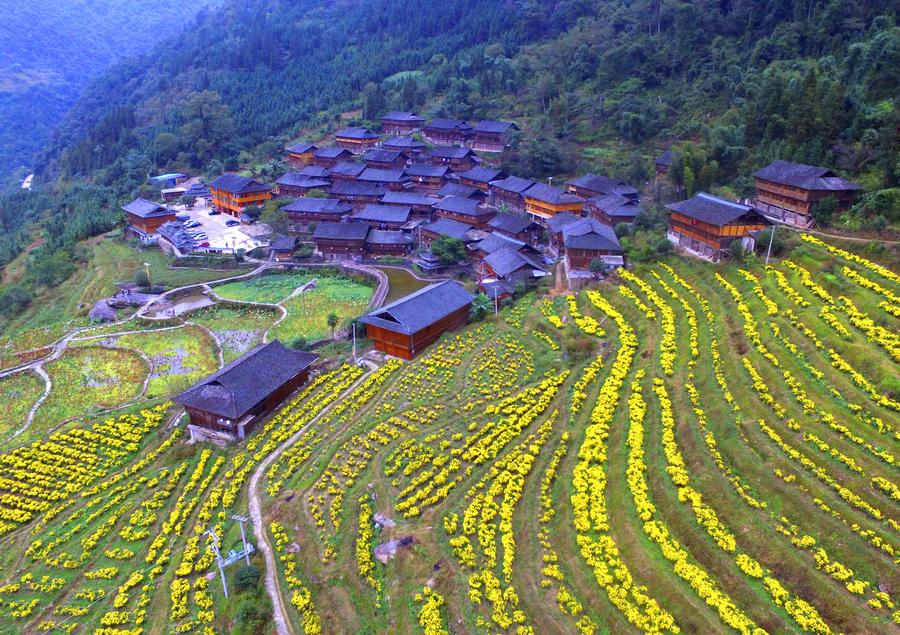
[186,304,279,362]
[0,370,45,443]
[117,325,219,396]
[270,277,374,342]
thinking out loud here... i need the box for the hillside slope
[0,0,214,177]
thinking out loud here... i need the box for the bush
[233,565,261,594]
[287,335,308,350]
[0,284,33,318]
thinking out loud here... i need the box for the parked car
[225,219,240,227]
[207,209,220,216]
[175,212,190,222]
[184,220,201,229]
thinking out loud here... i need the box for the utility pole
[203,527,228,598]
[232,515,252,566]
[352,322,358,364]
[765,225,776,265]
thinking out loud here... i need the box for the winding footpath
[247,359,379,635]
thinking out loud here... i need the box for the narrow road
[247,360,378,635]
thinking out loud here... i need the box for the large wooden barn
[175,341,318,443]
[209,174,272,218]
[361,280,474,359]
[123,198,177,243]
[666,192,768,262]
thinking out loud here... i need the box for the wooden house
[282,198,352,231]
[363,148,406,170]
[284,142,318,168]
[351,204,411,230]
[562,218,624,271]
[314,146,354,168]
[335,127,380,154]
[489,175,535,213]
[666,192,768,262]
[752,160,861,228]
[360,280,474,359]
[157,221,197,256]
[585,193,641,227]
[424,118,473,146]
[313,222,369,260]
[472,120,518,153]
[381,111,425,135]
[330,161,366,181]
[433,196,495,229]
[161,187,186,203]
[481,247,546,285]
[458,166,503,194]
[123,198,177,244]
[330,181,386,209]
[210,174,272,218]
[545,212,580,255]
[405,163,449,193]
[174,341,318,442]
[427,146,477,172]
[566,173,639,201]
[655,150,674,176]
[380,190,435,220]
[524,183,584,221]
[468,232,541,275]
[275,173,330,197]
[382,136,427,160]
[487,212,543,246]
[366,230,413,257]
[268,235,296,261]
[419,217,476,249]
[358,168,409,192]
[436,182,483,201]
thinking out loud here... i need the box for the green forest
[0,0,898,321]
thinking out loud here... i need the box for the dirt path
[6,367,51,443]
[247,360,378,635]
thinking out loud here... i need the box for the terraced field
[0,234,896,635]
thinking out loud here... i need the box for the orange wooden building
[360,280,473,359]
[752,160,861,228]
[210,174,272,218]
[123,198,177,243]
[284,142,317,168]
[523,183,584,221]
[335,127,381,154]
[666,192,768,262]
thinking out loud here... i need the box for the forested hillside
[0,0,213,178]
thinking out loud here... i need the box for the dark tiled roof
[330,181,386,197]
[752,160,861,191]
[270,235,296,251]
[589,193,641,217]
[361,280,473,335]
[666,192,756,226]
[363,148,403,163]
[488,212,537,235]
[383,136,427,150]
[381,191,435,207]
[406,163,449,178]
[158,221,195,250]
[565,173,638,197]
[473,120,518,134]
[472,232,525,254]
[366,230,411,245]
[335,127,379,140]
[175,341,318,420]
[428,146,475,159]
[436,183,479,199]
[426,118,473,132]
[459,166,503,183]
[382,111,425,123]
[330,161,365,178]
[480,279,514,299]
[123,197,174,219]
[315,146,353,159]
[353,204,411,224]
[358,168,408,184]
[490,175,535,194]
[185,183,211,198]
[313,222,370,241]
[433,196,488,217]
[526,182,583,205]
[210,174,272,195]
[563,218,621,251]
[298,165,331,178]
[546,211,580,233]
[277,172,328,187]
[286,142,317,154]
[655,149,674,166]
[484,247,545,277]
[421,217,473,240]
[283,198,351,214]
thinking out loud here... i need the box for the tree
[287,335,308,350]
[134,268,151,289]
[327,313,339,337]
[430,236,466,265]
[363,82,386,120]
[181,194,197,208]
[811,196,839,226]
[260,199,289,235]
[589,258,610,276]
[470,293,493,320]
[0,285,33,318]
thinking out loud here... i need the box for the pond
[378,267,430,304]
[142,292,216,318]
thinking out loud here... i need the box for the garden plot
[270,277,374,343]
[185,304,280,362]
[0,370,46,445]
[117,325,219,396]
